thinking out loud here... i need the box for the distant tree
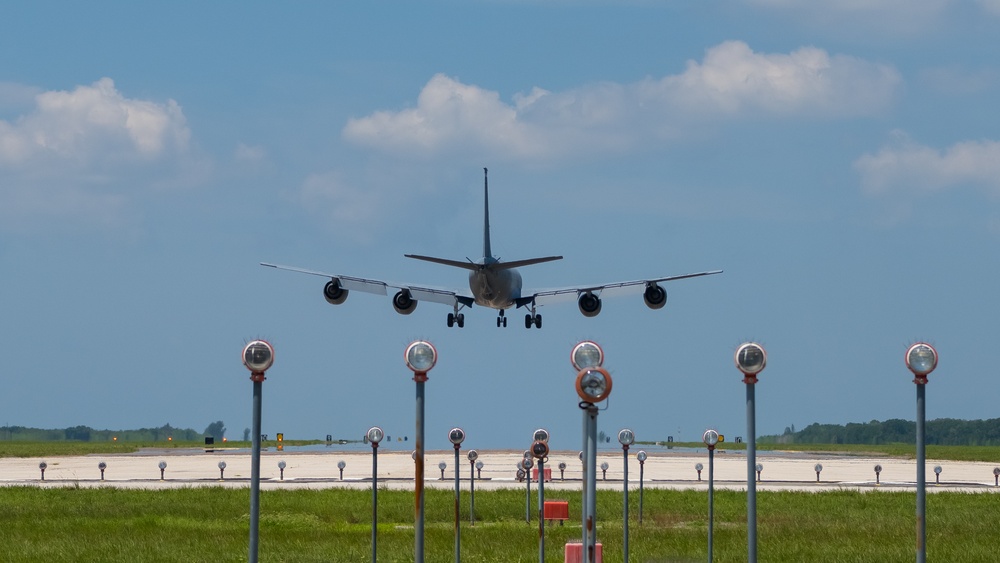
[204,421,226,440]
[64,425,92,441]
[243,427,251,441]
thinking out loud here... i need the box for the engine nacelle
[578,292,602,318]
[643,283,667,310]
[393,289,418,315]
[324,279,349,305]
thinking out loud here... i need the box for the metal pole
[470,460,476,526]
[581,409,590,553]
[623,445,629,563]
[746,379,757,563]
[538,457,545,563]
[916,383,926,563]
[372,443,378,563]
[414,377,426,563]
[249,379,262,563]
[454,444,461,563]
[638,461,644,525]
[526,463,532,523]
[585,405,599,563]
[708,446,715,563]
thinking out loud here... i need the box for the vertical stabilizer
[483,167,493,261]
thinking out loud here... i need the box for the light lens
[571,341,604,370]
[406,341,437,373]
[243,340,275,372]
[579,368,608,399]
[735,342,766,375]
[636,451,647,462]
[448,427,465,445]
[618,429,634,446]
[703,429,719,447]
[906,343,937,376]
[533,428,550,443]
[367,426,384,444]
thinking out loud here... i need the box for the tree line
[0,421,227,442]
[760,418,1000,446]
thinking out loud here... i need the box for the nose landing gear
[496,309,508,327]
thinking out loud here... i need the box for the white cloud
[0,78,189,167]
[343,41,899,160]
[0,78,196,232]
[855,132,1000,195]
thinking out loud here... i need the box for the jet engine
[324,279,349,305]
[578,292,602,317]
[393,289,418,315]
[643,283,667,310]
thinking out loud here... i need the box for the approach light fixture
[906,342,938,380]
[367,426,385,445]
[405,340,437,375]
[571,341,604,371]
[735,342,766,377]
[575,366,613,403]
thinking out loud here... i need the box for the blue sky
[2,1,999,451]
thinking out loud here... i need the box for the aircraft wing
[260,263,475,307]
[525,270,723,306]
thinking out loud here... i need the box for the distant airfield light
[367,426,385,446]
[993,467,999,487]
[618,429,635,448]
[636,451,647,463]
[600,461,609,480]
[533,428,550,443]
[695,462,704,480]
[278,460,286,481]
[558,461,567,480]
[158,460,167,480]
[98,461,107,480]
[755,463,763,481]
[113,437,117,442]
[337,460,346,480]
[571,341,604,370]
[439,461,447,479]
[39,461,47,481]
[219,461,227,480]
[703,429,720,449]
[875,464,883,485]
[815,463,823,482]
[475,460,484,478]
[934,465,943,485]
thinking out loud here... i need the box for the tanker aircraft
[262,169,721,328]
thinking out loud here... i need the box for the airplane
[261,168,721,329]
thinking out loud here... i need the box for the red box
[564,542,602,563]
[544,500,570,522]
[532,467,553,482]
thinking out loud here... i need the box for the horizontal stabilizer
[405,254,479,271]
[490,256,563,270]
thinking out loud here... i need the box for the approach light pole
[468,450,479,525]
[368,426,384,563]
[242,339,274,563]
[704,429,719,562]
[573,340,612,563]
[618,428,635,563]
[406,340,437,563]
[636,451,647,525]
[531,432,550,563]
[735,342,766,563]
[907,342,937,563]
[448,427,466,563]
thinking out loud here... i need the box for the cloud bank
[343,41,900,160]
[0,78,194,230]
[855,132,1000,195]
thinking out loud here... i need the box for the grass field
[1,485,997,562]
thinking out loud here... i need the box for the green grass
[0,486,997,562]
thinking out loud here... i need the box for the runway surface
[3,447,998,493]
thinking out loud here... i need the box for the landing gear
[447,312,465,328]
[496,309,507,328]
[524,304,542,329]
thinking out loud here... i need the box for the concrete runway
[3,447,999,493]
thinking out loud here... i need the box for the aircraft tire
[535,314,542,328]
[447,313,455,327]
[457,314,465,328]
[525,314,532,329]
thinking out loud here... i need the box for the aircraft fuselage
[469,265,522,309]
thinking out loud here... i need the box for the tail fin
[483,167,493,262]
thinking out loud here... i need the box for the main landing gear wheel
[447,313,465,328]
[524,314,542,329]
